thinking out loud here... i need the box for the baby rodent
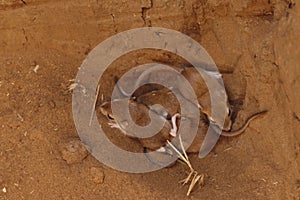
[99,98,174,151]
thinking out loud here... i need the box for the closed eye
[107,114,114,120]
[228,109,231,116]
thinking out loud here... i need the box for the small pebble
[33,65,40,73]
[2,187,6,193]
[90,167,105,184]
[61,138,88,164]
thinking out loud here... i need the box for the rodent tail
[221,110,268,137]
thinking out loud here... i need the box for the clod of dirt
[29,129,48,142]
[61,138,88,164]
[90,167,105,184]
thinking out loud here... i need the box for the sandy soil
[0,0,299,199]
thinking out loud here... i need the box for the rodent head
[99,100,132,136]
[222,104,233,131]
[199,92,233,131]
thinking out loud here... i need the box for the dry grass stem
[167,135,204,196]
[89,84,100,126]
